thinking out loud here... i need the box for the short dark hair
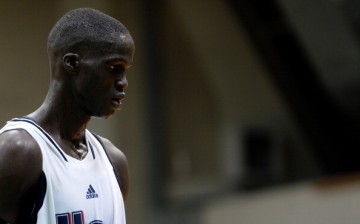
[48,8,129,57]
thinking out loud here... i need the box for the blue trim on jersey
[11,117,68,162]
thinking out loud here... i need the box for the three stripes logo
[86,184,99,199]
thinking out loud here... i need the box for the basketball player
[0,7,134,224]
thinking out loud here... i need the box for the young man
[0,7,135,224]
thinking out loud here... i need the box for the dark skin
[0,33,135,223]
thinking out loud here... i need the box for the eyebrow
[108,60,132,69]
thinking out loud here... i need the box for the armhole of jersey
[28,171,47,224]
[91,132,123,191]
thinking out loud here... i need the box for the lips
[112,98,121,104]
[111,92,126,107]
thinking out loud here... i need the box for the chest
[51,166,117,223]
[41,142,123,224]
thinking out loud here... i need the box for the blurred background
[1,0,360,223]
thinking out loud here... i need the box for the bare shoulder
[0,129,42,222]
[0,128,42,174]
[94,135,129,200]
[96,135,128,166]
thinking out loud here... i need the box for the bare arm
[0,129,42,223]
[96,136,130,200]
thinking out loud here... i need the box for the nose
[115,76,128,91]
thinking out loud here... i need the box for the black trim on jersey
[89,142,96,159]
[12,117,68,162]
[28,171,47,224]
[91,133,122,191]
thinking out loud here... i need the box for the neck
[28,87,91,144]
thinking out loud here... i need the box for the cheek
[78,74,103,93]
[75,69,114,99]
[84,80,113,104]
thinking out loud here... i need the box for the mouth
[112,98,121,104]
[111,93,126,107]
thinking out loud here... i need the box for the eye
[109,64,125,74]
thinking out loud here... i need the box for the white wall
[203,177,360,223]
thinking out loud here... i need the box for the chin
[91,111,116,119]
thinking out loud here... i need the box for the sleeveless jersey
[0,118,126,224]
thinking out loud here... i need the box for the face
[72,34,135,118]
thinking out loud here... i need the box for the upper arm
[97,136,130,201]
[0,129,42,223]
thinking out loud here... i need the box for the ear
[63,53,80,74]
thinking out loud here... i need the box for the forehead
[86,34,135,63]
[109,34,135,56]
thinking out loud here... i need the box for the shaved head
[47,8,131,57]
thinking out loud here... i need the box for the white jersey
[0,118,126,224]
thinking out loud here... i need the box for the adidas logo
[86,184,99,199]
